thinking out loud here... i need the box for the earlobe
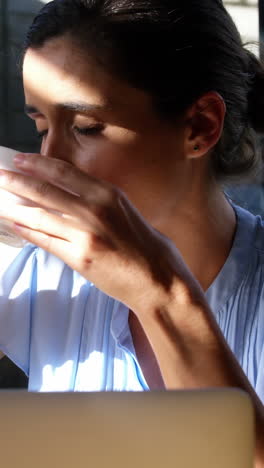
[186,91,226,159]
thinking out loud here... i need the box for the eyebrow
[24,101,111,115]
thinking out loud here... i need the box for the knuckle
[96,183,119,205]
[85,231,101,250]
[92,187,121,219]
[106,186,121,204]
[49,159,76,184]
[53,159,73,179]
[90,203,110,220]
[80,231,106,255]
[35,181,51,197]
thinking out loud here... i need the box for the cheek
[72,136,130,169]
[71,134,165,189]
[71,140,125,181]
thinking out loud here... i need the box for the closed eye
[36,125,104,140]
[73,125,104,136]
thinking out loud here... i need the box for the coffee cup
[0,146,35,247]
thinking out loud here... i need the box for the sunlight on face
[23,45,157,163]
[23,36,187,225]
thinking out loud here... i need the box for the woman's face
[23,35,188,224]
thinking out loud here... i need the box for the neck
[152,185,236,291]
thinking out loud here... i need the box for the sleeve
[0,243,37,375]
[254,298,264,404]
[256,348,264,403]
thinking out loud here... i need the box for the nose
[41,130,72,163]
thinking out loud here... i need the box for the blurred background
[226,0,259,43]
[0,0,262,387]
[0,0,50,153]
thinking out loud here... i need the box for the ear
[184,91,226,159]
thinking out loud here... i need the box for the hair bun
[247,50,264,134]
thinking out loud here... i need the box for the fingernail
[14,153,26,166]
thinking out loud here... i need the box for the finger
[0,204,76,241]
[13,222,110,270]
[0,170,100,222]
[0,203,114,251]
[14,153,116,204]
[13,224,76,263]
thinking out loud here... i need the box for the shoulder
[207,203,264,340]
[207,203,264,312]
[233,204,264,271]
[226,203,264,280]
[218,203,264,307]
[209,205,264,395]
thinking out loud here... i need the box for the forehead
[23,36,154,121]
[23,37,113,107]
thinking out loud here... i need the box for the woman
[0,0,263,461]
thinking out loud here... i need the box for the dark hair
[23,0,264,182]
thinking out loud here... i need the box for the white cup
[0,146,34,247]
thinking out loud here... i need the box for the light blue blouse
[0,204,263,401]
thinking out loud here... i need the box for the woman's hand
[0,152,192,312]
